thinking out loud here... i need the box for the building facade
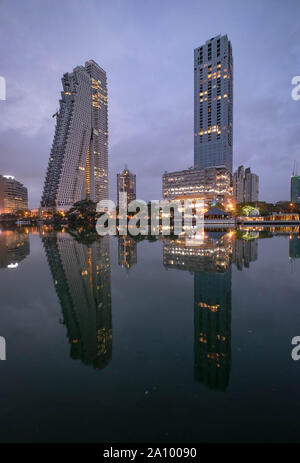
[0,175,28,214]
[291,175,300,204]
[233,165,259,203]
[162,166,232,208]
[41,60,108,210]
[194,34,233,172]
[117,167,136,205]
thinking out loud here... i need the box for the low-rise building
[162,166,232,208]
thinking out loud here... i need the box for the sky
[0,0,300,208]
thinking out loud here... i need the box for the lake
[0,226,300,443]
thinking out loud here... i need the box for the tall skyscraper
[232,165,245,203]
[117,167,136,205]
[233,165,259,203]
[244,167,259,202]
[41,60,108,210]
[291,175,300,204]
[194,34,233,172]
[0,175,28,214]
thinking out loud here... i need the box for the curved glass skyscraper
[41,60,108,210]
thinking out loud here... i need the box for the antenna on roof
[292,160,298,176]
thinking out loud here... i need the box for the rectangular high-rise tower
[41,60,108,210]
[194,35,233,172]
[117,167,136,205]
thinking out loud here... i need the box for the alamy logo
[0,336,6,360]
[291,76,300,101]
[291,336,300,361]
[0,76,6,100]
[96,193,205,244]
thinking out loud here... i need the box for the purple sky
[1,0,300,208]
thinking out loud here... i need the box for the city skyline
[1,0,300,208]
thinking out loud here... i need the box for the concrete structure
[233,165,259,203]
[41,60,108,210]
[291,175,300,204]
[194,34,233,172]
[244,167,259,202]
[0,175,28,214]
[117,167,136,205]
[162,166,232,208]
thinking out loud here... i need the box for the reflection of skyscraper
[232,237,258,270]
[43,233,112,369]
[118,235,137,270]
[163,231,232,390]
[289,235,300,260]
[194,268,231,391]
[0,229,30,268]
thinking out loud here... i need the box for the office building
[117,167,136,205]
[0,175,28,214]
[194,34,233,172]
[41,60,108,210]
[162,166,232,208]
[291,175,300,204]
[244,167,259,202]
[233,165,259,203]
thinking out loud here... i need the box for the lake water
[0,227,300,443]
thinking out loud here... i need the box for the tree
[66,199,97,227]
[241,205,256,217]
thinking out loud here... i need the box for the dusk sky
[1,0,300,208]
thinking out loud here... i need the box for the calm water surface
[0,227,300,443]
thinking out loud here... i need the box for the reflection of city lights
[7,263,19,269]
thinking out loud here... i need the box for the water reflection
[3,225,299,384]
[163,230,259,390]
[118,235,137,270]
[42,233,112,370]
[289,235,300,260]
[163,232,233,390]
[0,229,30,268]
